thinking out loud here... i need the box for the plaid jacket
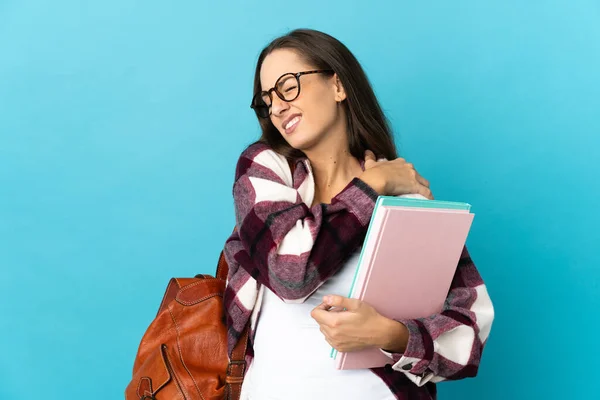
[223,142,494,399]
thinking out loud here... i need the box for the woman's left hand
[310,295,409,353]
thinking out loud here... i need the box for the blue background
[1,1,598,399]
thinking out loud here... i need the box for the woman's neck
[305,141,363,205]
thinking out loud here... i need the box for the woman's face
[259,49,346,152]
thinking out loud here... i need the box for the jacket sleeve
[382,247,495,386]
[224,143,378,302]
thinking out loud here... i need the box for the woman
[223,29,494,400]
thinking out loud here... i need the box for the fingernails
[324,295,332,304]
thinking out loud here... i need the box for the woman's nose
[270,94,290,117]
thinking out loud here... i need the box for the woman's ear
[333,73,347,102]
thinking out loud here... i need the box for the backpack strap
[218,242,248,400]
[224,327,249,400]
[215,247,229,281]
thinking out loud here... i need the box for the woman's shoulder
[238,141,277,161]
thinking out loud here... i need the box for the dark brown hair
[253,29,398,161]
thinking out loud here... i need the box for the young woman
[223,29,494,400]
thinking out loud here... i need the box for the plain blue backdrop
[1,1,599,399]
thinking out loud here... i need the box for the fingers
[367,154,434,199]
[364,150,377,170]
[415,173,430,189]
[312,295,361,327]
[324,295,360,311]
[311,298,355,328]
[310,307,335,326]
[413,171,433,200]
[320,326,337,350]
[415,184,434,200]
[405,162,428,187]
[314,302,330,311]
[403,161,433,199]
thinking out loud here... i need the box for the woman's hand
[310,295,409,353]
[360,150,433,199]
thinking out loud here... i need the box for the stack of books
[332,195,475,370]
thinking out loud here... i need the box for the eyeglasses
[250,69,334,118]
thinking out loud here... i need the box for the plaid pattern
[223,142,494,399]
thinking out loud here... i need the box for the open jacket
[223,142,495,399]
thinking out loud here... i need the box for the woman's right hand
[359,150,433,199]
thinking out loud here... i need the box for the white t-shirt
[240,251,395,400]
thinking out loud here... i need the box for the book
[331,195,475,370]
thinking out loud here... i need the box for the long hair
[252,29,398,161]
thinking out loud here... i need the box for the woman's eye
[285,86,298,93]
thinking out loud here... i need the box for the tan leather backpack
[125,250,248,400]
